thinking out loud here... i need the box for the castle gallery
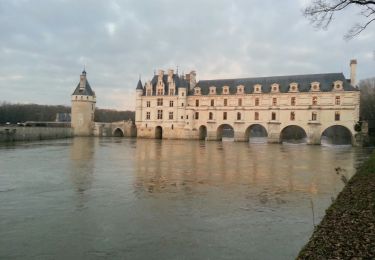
[134,60,360,145]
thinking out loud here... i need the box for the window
[291,97,296,106]
[255,98,259,106]
[237,112,241,120]
[157,88,163,95]
[272,98,277,106]
[312,96,318,105]
[195,112,199,120]
[290,112,295,121]
[335,111,340,121]
[195,88,200,95]
[312,112,317,121]
[211,99,214,106]
[224,99,228,106]
[181,103,184,107]
[157,98,163,106]
[146,89,151,96]
[209,112,213,120]
[195,100,199,107]
[255,112,259,120]
[157,110,163,119]
[238,98,242,106]
[271,112,276,121]
[186,115,189,119]
[146,101,151,107]
[169,89,175,95]
[171,124,174,130]
[181,116,183,119]
[169,100,174,107]
[182,92,185,96]
[146,112,150,120]
[335,96,341,105]
[169,112,173,120]
[223,112,227,120]
[223,87,229,94]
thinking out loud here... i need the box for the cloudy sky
[0,0,374,110]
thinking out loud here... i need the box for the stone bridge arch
[280,125,308,144]
[199,125,207,140]
[245,124,268,142]
[321,125,353,145]
[217,124,234,141]
[113,128,124,137]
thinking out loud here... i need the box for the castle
[135,60,360,145]
[71,70,136,137]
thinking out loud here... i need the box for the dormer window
[146,88,152,96]
[254,84,262,93]
[310,82,320,92]
[271,83,279,93]
[194,87,201,95]
[157,88,163,95]
[209,86,216,95]
[333,80,343,91]
[237,85,244,94]
[222,86,229,95]
[289,83,299,92]
[169,88,175,95]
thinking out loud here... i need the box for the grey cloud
[0,0,373,109]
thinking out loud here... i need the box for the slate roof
[142,74,190,95]
[194,73,357,95]
[136,79,143,90]
[72,72,95,96]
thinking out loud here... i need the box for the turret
[71,70,96,136]
[135,79,143,124]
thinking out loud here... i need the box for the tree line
[0,102,135,124]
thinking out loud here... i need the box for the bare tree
[304,0,375,39]
[359,77,375,120]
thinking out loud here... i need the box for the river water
[0,138,371,259]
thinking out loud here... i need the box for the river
[0,138,371,259]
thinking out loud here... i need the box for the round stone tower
[71,70,96,136]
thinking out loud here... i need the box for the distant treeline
[0,102,135,124]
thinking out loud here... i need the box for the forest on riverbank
[0,103,134,124]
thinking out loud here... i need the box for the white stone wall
[71,95,96,136]
[136,87,360,144]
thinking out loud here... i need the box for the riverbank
[0,126,72,142]
[298,151,375,259]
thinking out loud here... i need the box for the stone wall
[0,126,73,142]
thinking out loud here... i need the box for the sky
[0,0,374,110]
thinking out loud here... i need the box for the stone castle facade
[135,60,360,145]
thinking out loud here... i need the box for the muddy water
[0,138,371,259]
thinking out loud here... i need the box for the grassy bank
[297,151,375,259]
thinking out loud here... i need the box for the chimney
[79,70,86,90]
[189,70,196,90]
[350,59,357,86]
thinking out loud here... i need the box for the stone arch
[280,125,307,143]
[217,124,234,141]
[321,125,352,145]
[113,128,124,137]
[155,126,163,139]
[199,125,207,140]
[245,124,268,142]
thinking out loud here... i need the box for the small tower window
[195,112,199,120]
[169,112,173,120]
[255,112,259,120]
[224,99,228,106]
[209,112,213,120]
[271,112,276,121]
[272,98,277,106]
[312,112,317,121]
[335,96,341,105]
[291,97,296,106]
[335,111,340,121]
[290,112,295,121]
[223,112,227,120]
[255,98,259,106]
[237,112,241,121]
[238,98,242,106]
[196,100,199,107]
[211,99,214,106]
